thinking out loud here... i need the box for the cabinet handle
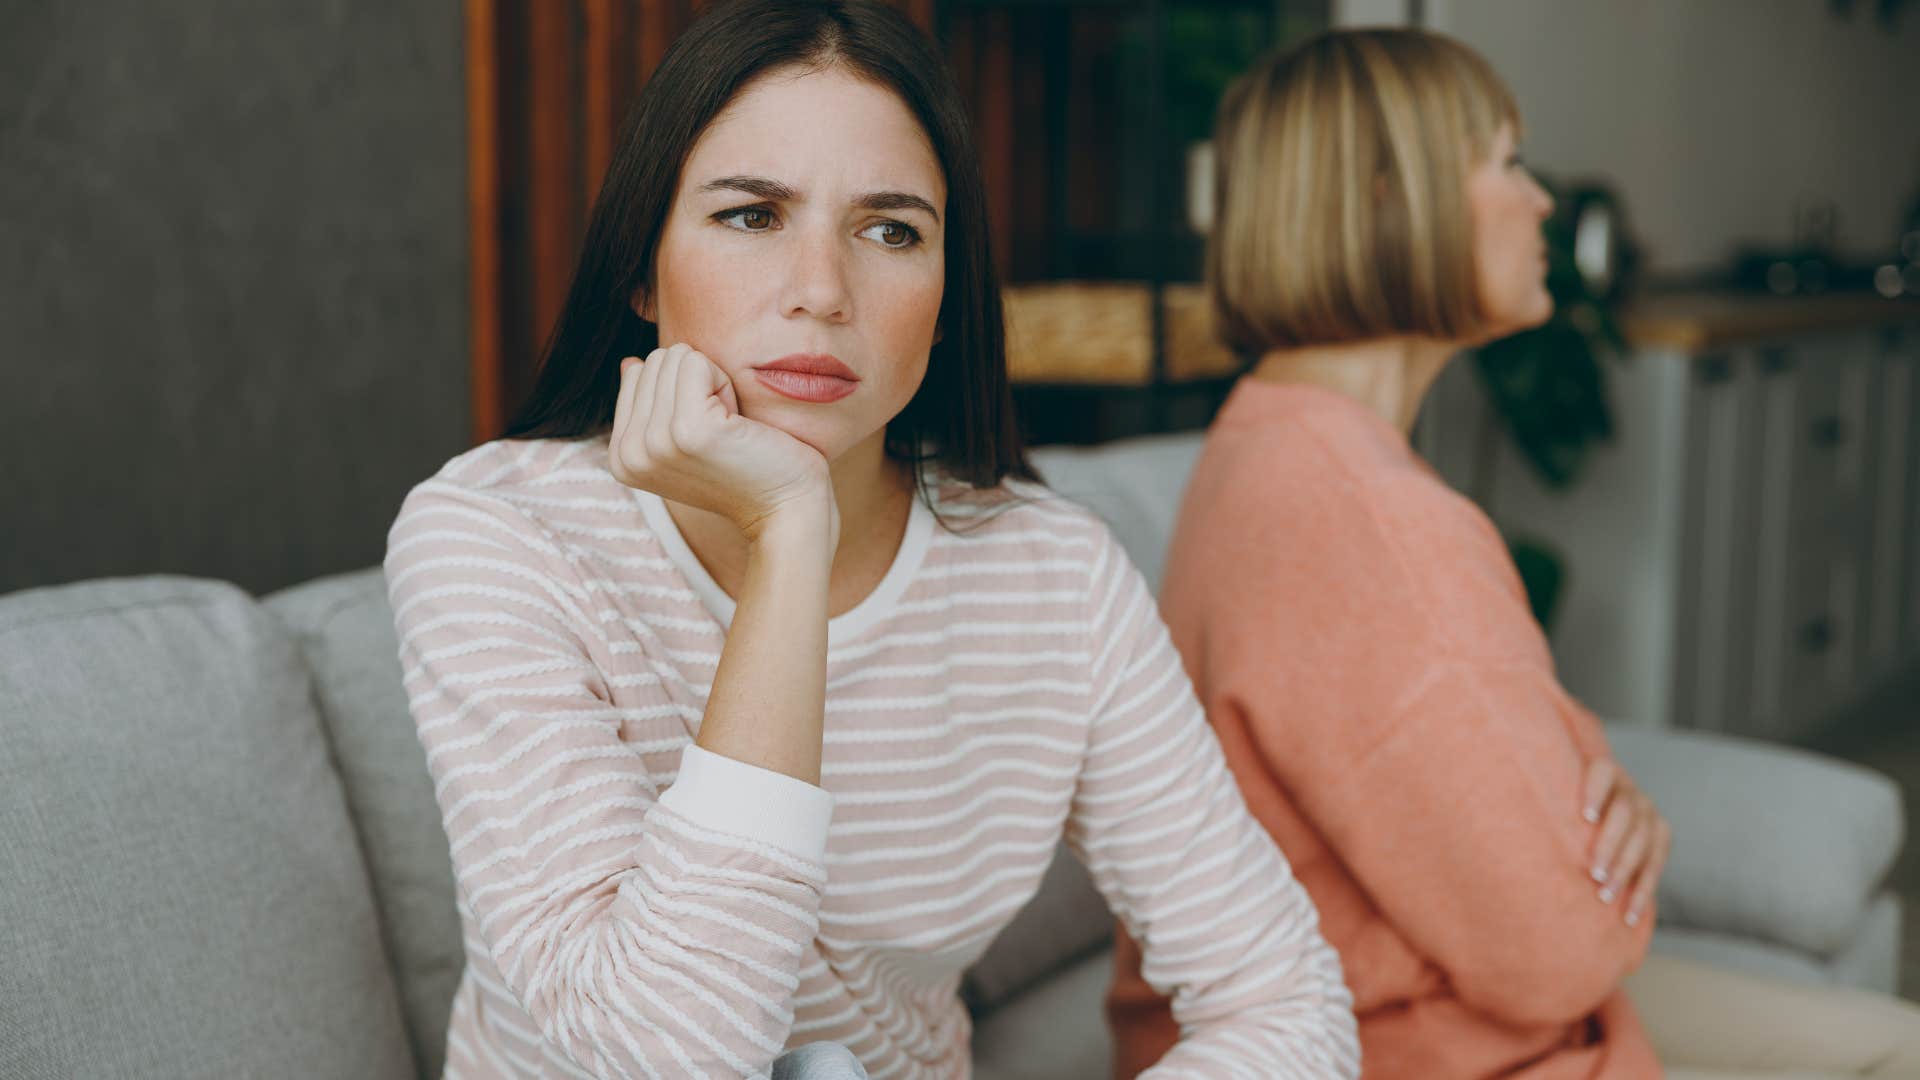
[1759,347,1795,374]
[1810,415,1845,448]
[1697,355,1733,384]
[1798,616,1835,654]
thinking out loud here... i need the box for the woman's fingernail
[1591,866,1608,884]
[1598,886,1615,903]
[1583,807,1599,823]
[1625,909,1641,927]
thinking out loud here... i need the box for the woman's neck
[666,429,914,618]
[1248,336,1460,436]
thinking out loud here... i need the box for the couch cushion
[1647,926,1832,987]
[0,576,414,1079]
[971,944,1115,1080]
[1826,891,1902,995]
[963,842,1114,1014]
[1030,433,1205,594]
[266,567,463,1080]
[1607,725,1904,957]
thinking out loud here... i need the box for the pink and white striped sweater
[384,435,1357,1080]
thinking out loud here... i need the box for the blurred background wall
[1433,0,1920,277]
[1,0,470,595]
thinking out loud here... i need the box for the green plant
[1163,9,1277,145]
[1119,5,1325,149]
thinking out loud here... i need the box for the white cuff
[656,744,834,864]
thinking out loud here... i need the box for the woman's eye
[718,206,776,231]
[862,220,920,249]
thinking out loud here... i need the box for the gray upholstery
[1647,926,1834,987]
[1609,725,1905,957]
[267,568,464,1079]
[972,948,1117,1080]
[1830,892,1904,993]
[0,577,414,1079]
[963,843,1112,1013]
[1030,436,1206,593]
[1644,894,1898,996]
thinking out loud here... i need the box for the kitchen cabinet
[1421,299,1920,742]
[1682,329,1895,739]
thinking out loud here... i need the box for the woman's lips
[752,353,859,403]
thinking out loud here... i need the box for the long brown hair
[503,0,1035,496]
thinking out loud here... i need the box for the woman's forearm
[695,495,835,786]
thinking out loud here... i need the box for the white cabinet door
[1864,326,1915,680]
[1781,335,1878,735]
[1746,345,1805,738]
[1673,352,1759,733]
[1901,326,1920,660]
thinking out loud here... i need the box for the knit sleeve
[1215,445,1656,1027]
[1246,659,1656,1026]
[1066,529,1359,1079]
[385,471,832,1079]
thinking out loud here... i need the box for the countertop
[1621,289,1920,352]
[1001,284,1920,385]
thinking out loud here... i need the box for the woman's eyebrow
[699,175,798,201]
[700,175,939,224]
[857,191,939,223]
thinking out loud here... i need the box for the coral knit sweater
[1106,380,1661,1079]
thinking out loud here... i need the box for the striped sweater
[384,435,1358,1080]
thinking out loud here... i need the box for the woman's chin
[1504,294,1556,336]
[1470,304,1552,347]
[1524,300,1555,332]
[741,402,854,462]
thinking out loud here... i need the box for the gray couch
[1,432,1905,1080]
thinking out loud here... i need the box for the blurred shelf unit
[1004,282,1239,383]
[1434,294,1920,743]
[941,0,1326,443]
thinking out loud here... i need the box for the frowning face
[643,63,947,462]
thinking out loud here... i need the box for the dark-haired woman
[383,1,1357,1076]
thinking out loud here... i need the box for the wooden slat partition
[464,0,504,443]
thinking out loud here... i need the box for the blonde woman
[1105,27,1920,1080]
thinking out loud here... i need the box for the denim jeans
[770,1042,869,1080]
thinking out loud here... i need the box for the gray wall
[1432,0,1920,276]
[2,0,470,596]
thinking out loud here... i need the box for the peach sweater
[1107,381,1660,1079]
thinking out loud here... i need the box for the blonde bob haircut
[1210,27,1521,356]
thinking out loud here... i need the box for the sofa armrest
[1604,725,1904,958]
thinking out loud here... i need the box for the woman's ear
[630,284,656,323]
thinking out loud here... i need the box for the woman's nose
[782,229,851,323]
[1530,176,1555,219]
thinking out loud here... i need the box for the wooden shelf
[1622,290,1920,353]
[1004,281,1242,385]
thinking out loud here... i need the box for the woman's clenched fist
[609,344,837,544]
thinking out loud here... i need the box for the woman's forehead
[688,65,945,197]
